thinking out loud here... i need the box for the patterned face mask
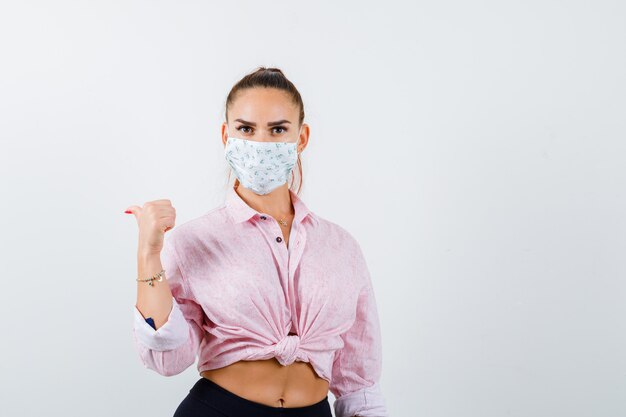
[224,126,302,195]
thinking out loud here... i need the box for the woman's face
[222,87,309,153]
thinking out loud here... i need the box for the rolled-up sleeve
[329,244,389,417]
[132,236,205,377]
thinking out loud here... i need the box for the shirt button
[260,215,267,220]
[276,236,282,243]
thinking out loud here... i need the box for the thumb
[124,205,142,224]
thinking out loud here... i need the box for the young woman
[126,67,389,417]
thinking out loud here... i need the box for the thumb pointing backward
[124,205,142,225]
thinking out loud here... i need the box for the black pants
[173,377,333,417]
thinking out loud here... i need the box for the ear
[297,123,310,153]
[221,122,229,147]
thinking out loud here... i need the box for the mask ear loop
[295,124,303,154]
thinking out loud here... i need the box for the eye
[236,125,253,134]
[273,126,287,134]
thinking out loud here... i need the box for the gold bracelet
[136,269,165,287]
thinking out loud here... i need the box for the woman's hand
[125,199,176,256]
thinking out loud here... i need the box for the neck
[235,183,294,219]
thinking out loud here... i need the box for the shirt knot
[274,334,300,366]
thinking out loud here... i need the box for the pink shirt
[132,185,389,417]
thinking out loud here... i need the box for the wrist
[137,248,161,262]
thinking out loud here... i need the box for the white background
[1,1,625,416]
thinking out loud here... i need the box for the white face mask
[224,126,302,195]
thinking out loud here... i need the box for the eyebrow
[234,118,292,127]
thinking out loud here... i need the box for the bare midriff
[200,356,330,408]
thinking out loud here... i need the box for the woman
[126,67,389,417]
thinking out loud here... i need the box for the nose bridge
[274,334,301,366]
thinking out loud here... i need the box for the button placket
[286,221,307,336]
[255,213,286,256]
[259,214,287,247]
[256,212,303,341]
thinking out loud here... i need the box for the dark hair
[224,66,306,195]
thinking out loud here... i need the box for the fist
[125,199,176,255]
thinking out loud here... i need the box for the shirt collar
[225,185,320,227]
